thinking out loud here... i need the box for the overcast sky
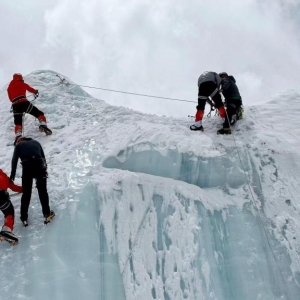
[1,0,300,117]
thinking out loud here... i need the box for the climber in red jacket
[7,73,52,143]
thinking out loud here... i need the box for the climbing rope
[72,83,196,104]
[121,202,152,275]
[29,82,62,102]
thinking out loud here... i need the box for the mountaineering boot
[0,226,18,245]
[217,128,231,135]
[44,211,55,224]
[190,125,204,131]
[39,125,52,136]
[20,216,28,227]
[190,118,204,131]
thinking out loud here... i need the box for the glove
[35,90,39,98]
[9,174,15,182]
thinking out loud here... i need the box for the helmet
[219,72,228,78]
[13,73,23,81]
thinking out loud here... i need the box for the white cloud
[1,0,300,117]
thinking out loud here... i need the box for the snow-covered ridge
[0,70,300,300]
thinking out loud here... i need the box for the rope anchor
[56,74,69,86]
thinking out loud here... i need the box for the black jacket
[11,138,47,179]
[221,76,242,101]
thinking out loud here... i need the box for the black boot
[20,216,28,227]
[217,128,231,135]
[190,125,204,131]
[44,211,55,224]
[39,125,52,135]
[0,226,18,245]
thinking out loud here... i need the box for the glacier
[0,70,300,300]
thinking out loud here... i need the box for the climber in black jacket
[218,72,243,134]
[10,137,54,226]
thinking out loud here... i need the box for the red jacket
[0,169,22,193]
[7,79,37,103]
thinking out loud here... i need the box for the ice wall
[1,71,300,300]
[103,145,249,189]
[100,145,300,300]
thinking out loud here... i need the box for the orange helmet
[13,73,23,81]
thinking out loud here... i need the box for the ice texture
[0,71,299,300]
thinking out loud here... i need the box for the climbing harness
[206,98,217,118]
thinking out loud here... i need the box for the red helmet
[15,136,25,146]
[13,73,23,81]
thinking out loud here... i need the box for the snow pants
[195,81,225,122]
[13,101,45,126]
[21,176,50,220]
[0,190,15,230]
[197,81,223,111]
[0,191,14,217]
[223,98,243,128]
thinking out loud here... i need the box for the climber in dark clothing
[218,72,243,135]
[10,137,54,226]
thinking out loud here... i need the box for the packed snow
[0,70,300,300]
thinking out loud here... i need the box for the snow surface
[0,70,300,300]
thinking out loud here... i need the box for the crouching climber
[217,72,243,135]
[0,168,22,244]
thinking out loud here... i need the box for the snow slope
[0,70,300,300]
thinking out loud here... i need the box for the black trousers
[197,81,223,111]
[13,102,44,126]
[21,176,50,220]
[0,191,14,217]
[223,98,242,128]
